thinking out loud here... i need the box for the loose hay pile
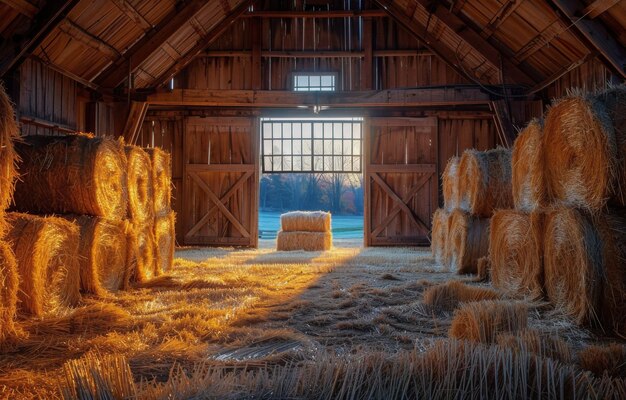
[447,209,490,274]
[6,213,80,316]
[277,211,332,251]
[496,329,572,363]
[13,134,128,219]
[422,281,499,312]
[449,301,528,343]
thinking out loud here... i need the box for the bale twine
[144,147,171,218]
[449,300,528,343]
[447,209,490,275]
[543,208,603,326]
[542,90,624,211]
[125,223,157,286]
[5,213,81,317]
[154,211,175,275]
[0,241,18,340]
[0,83,19,234]
[457,147,513,217]
[442,156,460,211]
[431,208,450,267]
[276,231,332,251]
[280,211,331,232]
[489,210,545,299]
[13,135,128,219]
[512,119,545,211]
[124,145,154,224]
[63,215,129,295]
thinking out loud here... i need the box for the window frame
[291,71,339,92]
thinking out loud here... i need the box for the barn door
[365,117,438,246]
[183,117,259,247]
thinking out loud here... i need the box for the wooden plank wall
[546,57,615,99]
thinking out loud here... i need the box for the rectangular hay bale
[276,231,332,251]
[280,211,331,232]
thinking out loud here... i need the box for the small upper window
[293,73,336,92]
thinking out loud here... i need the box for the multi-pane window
[293,73,336,91]
[261,118,362,173]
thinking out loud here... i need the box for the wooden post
[251,17,262,90]
[362,17,373,90]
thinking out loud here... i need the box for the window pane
[324,156,333,171]
[334,156,343,171]
[323,123,332,138]
[314,156,323,170]
[314,139,323,154]
[283,156,292,171]
[314,123,323,138]
[310,75,321,87]
[293,157,302,171]
[343,123,352,138]
[302,140,312,155]
[343,140,351,155]
[302,124,312,138]
[273,124,281,138]
[333,140,342,154]
[321,75,333,87]
[353,124,361,138]
[273,156,282,171]
[293,140,301,155]
[273,140,282,154]
[282,123,291,138]
[296,75,308,87]
[284,141,292,155]
[333,123,342,139]
[324,140,332,154]
[353,156,361,171]
[264,157,272,171]
[303,157,312,171]
[293,123,301,138]
[263,123,271,138]
[353,140,361,155]
[264,140,272,155]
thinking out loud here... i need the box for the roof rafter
[1,0,38,18]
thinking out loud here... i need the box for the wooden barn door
[183,117,259,247]
[365,117,438,246]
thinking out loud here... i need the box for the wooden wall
[545,57,616,99]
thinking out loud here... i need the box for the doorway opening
[258,117,364,243]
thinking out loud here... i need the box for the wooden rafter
[94,0,208,88]
[0,0,80,77]
[551,0,626,78]
[109,0,151,30]
[582,0,620,19]
[149,0,257,88]
[58,19,121,61]
[480,0,524,39]
[1,0,37,18]
[528,52,597,93]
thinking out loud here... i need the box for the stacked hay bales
[276,211,332,251]
[432,148,512,274]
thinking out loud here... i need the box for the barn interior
[0,0,625,398]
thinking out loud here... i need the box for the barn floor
[0,241,615,398]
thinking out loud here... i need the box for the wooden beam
[582,0,620,18]
[490,100,516,147]
[122,101,148,143]
[250,17,261,89]
[1,0,37,18]
[0,0,80,77]
[241,9,387,18]
[94,0,208,88]
[415,0,536,85]
[149,0,256,88]
[58,19,121,61]
[199,49,434,58]
[146,88,491,108]
[28,55,102,91]
[481,0,524,39]
[551,0,626,78]
[109,0,151,30]
[20,114,76,133]
[528,52,597,93]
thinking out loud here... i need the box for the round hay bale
[125,222,157,286]
[476,256,490,282]
[0,241,18,341]
[280,211,331,232]
[276,231,332,251]
[449,300,528,343]
[154,211,175,275]
[124,145,154,224]
[63,215,129,295]
[542,90,626,211]
[489,210,544,299]
[442,156,460,211]
[543,208,603,325]
[512,119,545,211]
[457,147,513,217]
[5,213,81,317]
[422,281,499,312]
[0,83,19,233]
[431,208,450,267]
[144,147,171,218]
[448,209,490,275]
[13,134,128,219]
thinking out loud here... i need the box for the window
[293,73,336,91]
[261,118,362,173]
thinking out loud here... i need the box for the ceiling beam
[241,9,387,18]
[58,19,121,61]
[0,0,80,77]
[199,49,434,58]
[109,0,151,31]
[416,0,537,85]
[551,0,626,78]
[94,0,208,88]
[149,0,256,88]
[582,0,620,19]
[481,0,524,39]
[1,0,38,18]
[528,52,597,93]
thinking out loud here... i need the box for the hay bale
[276,231,332,251]
[63,215,129,295]
[543,208,604,326]
[442,156,460,211]
[0,241,18,340]
[280,211,331,232]
[476,256,490,281]
[578,344,626,378]
[144,147,171,218]
[489,210,544,299]
[124,145,154,224]
[512,119,545,211]
[447,209,490,275]
[431,209,450,267]
[542,88,626,211]
[449,300,528,343]
[457,147,513,217]
[5,213,81,316]
[422,281,499,312]
[125,223,157,286]
[154,211,175,275]
[496,330,571,364]
[0,83,19,233]
[13,134,128,219]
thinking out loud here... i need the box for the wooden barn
[0,0,625,398]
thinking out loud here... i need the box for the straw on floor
[449,301,528,343]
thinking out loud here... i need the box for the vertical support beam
[250,17,262,90]
[363,118,371,247]
[361,17,373,90]
[122,101,148,144]
[251,117,259,247]
[491,100,517,148]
